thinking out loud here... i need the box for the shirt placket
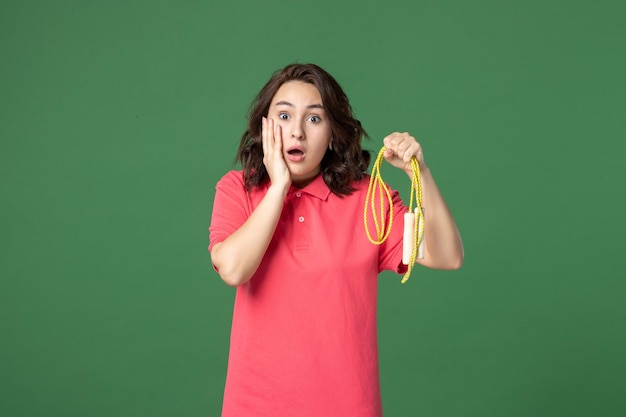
[293,191,311,250]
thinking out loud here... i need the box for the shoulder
[216,170,245,190]
[218,169,244,184]
[215,170,271,207]
[353,174,372,188]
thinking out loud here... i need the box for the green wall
[1,0,624,415]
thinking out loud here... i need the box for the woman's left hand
[383,132,426,174]
[383,131,464,270]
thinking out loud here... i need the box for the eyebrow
[275,100,325,110]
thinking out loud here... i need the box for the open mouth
[286,147,305,162]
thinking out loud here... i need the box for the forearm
[211,184,288,286]
[412,167,464,269]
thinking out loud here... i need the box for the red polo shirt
[209,170,409,417]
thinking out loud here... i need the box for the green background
[1,0,624,415]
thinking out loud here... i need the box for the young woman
[209,63,463,417]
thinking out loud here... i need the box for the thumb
[383,148,395,160]
[383,148,399,165]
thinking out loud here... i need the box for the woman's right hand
[212,118,292,287]
[262,117,291,190]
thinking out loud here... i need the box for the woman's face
[267,80,332,187]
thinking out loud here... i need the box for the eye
[278,112,290,120]
[308,115,321,123]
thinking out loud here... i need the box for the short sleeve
[208,171,249,253]
[377,188,409,274]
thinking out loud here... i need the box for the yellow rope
[364,147,424,283]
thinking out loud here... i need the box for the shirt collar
[290,174,331,201]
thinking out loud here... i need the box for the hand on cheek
[262,117,291,189]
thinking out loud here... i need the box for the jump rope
[364,147,425,284]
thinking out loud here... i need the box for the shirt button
[296,192,302,197]
[298,216,305,223]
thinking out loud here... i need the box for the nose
[290,120,305,140]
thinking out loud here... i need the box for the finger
[383,149,396,165]
[402,138,420,163]
[397,137,410,160]
[406,141,425,167]
[389,133,412,160]
[383,137,402,157]
[383,132,401,149]
[386,133,412,154]
[274,122,283,153]
[262,117,268,157]
[267,118,276,153]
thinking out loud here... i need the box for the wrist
[268,183,290,198]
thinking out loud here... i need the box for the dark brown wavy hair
[236,63,370,196]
